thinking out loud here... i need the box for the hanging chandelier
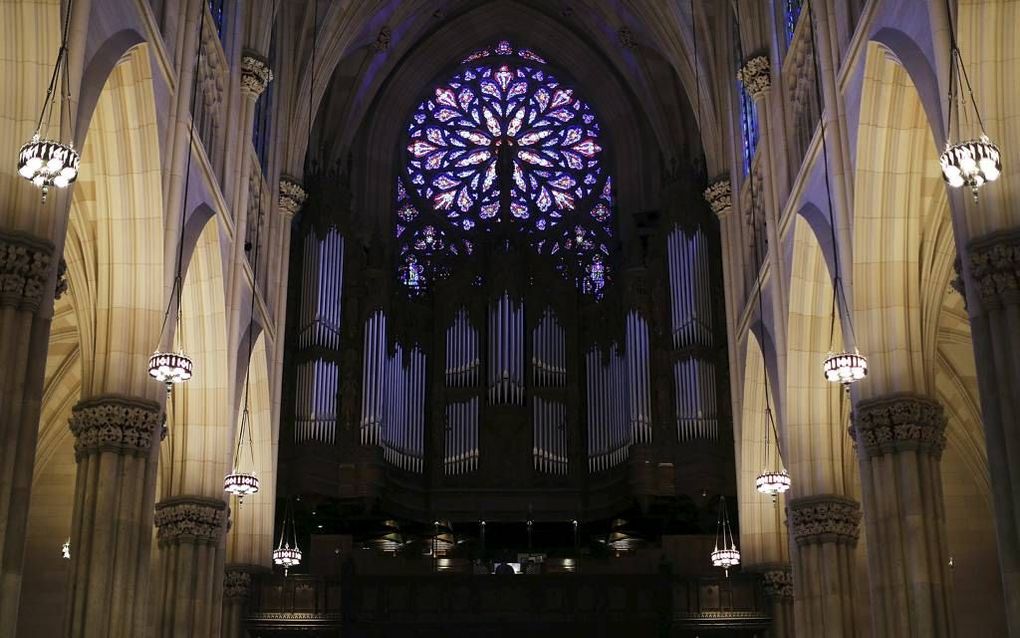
[823,349,868,386]
[273,500,302,576]
[147,350,194,390]
[19,0,80,202]
[755,399,791,499]
[939,37,1001,201]
[61,538,71,560]
[223,396,260,500]
[756,469,791,496]
[711,496,740,577]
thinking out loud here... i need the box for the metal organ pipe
[533,398,567,475]
[444,397,479,475]
[532,308,566,387]
[360,310,387,445]
[445,309,479,387]
[586,344,630,472]
[625,311,651,444]
[488,293,523,405]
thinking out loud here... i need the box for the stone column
[63,395,162,636]
[153,496,229,637]
[221,565,256,638]
[788,495,861,637]
[760,564,795,638]
[965,228,1020,633]
[850,394,953,637]
[0,231,54,636]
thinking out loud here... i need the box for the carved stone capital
[737,55,771,100]
[154,496,228,546]
[279,176,307,218]
[68,395,162,460]
[0,230,54,311]
[224,566,254,601]
[760,564,794,600]
[618,26,637,49]
[240,51,274,97]
[703,179,732,218]
[370,26,392,53]
[851,394,947,458]
[968,228,1020,309]
[54,257,68,299]
[788,495,860,547]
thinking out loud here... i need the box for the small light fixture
[755,469,791,497]
[61,538,71,560]
[823,350,868,386]
[224,406,259,502]
[148,351,194,391]
[711,496,740,577]
[18,1,80,203]
[274,499,301,576]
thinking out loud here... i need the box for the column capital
[967,227,1020,309]
[68,394,162,460]
[737,55,771,100]
[788,494,860,547]
[240,51,273,98]
[0,229,54,312]
[154,496,228,547]
[370,26,392,53]
[223,566,253,601]
[850,393,946,458]
[759,564,794,600]
[278,176,307,218]
[703,178,732,218]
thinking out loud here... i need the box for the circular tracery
[396,41,614,296]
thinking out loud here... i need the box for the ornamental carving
[703,179,732,218]
[279,177,308,218]
[761,565,794,600]
[154,497,228,546]
[737,55,771,100]
[850,394,946,458]
[371,26,392,53]
[54,257,68,300]
[787,495,860,546]
[968,228,1020,309]
[618,27,637,49]
[224,567,253,601]
[240,52,273,97]
[0,230,54,311]
[68,395,162,460]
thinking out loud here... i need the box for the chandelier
[224,406,260,501]
[147,350,194,390]
[755,405,791,499]
[711,496,740,577]
[61,538,71,560]
[18,0,80,203]
[823,349,868,386]
[939,33,1001,200]
[756,469,791,497]
[273,500,302,576]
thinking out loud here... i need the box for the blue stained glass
[785,0,804,45]
[396,41,614,295]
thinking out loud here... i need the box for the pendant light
[805,1,867,387]
[711,496,740,577]
[18,0,80,202]
[273,499,302,576]
[149,6,207,393]
[938,0,1000,200]
[732,0,792,498]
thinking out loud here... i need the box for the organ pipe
[625,310,652,444]
[381,345,427,472]
[294,359,339,444]
[667,226,712,350]
[488,293,524,405]
[674,358,718,441]
[444,397,479,475]
[533,397,567,475]
[532,307,567,387]
[586,344,630,472]
[445,308,480,387]
[360,310,387,445]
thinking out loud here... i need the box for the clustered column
[851,394,953,637]
[760,564,795,638]
[788,494,861,637]
[966,228,1020,632]
[64,395,163,637]
[153,496,229,637]
[0,231,54,636]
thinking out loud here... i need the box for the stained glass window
[396,40,614,296]
[785,0,804,45]
[734,22,759,175]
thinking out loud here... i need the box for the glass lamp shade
[755,469,792,496]
[18,136,80,200]
[148,351,193,387]
[823,351,868,385]
[711,545,741,576]
[223,471,259,500]
[940,136,1001,199]
[273,545,302,575]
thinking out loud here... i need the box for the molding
[240,51,274,97]
[787,494,860,547]
[850,393,946,458]
[703,179,732,218]
[279,176,308,218]
[68,394,162,460]
[967,228,1020,309]
[737,55,771,100]
[154,496,228,546]
[0,230,54,312]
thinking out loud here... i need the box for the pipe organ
[586,344,630,471]
[360,310,387,445]
[625,311,652,445]
[294,229,345,444]
[533,397,568,475]
[381,345,427,472]
[667,225,718,442]
[488,293,525,405]
[532,308,567,387]
[445,308,480,387]
[444,397,479,474]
